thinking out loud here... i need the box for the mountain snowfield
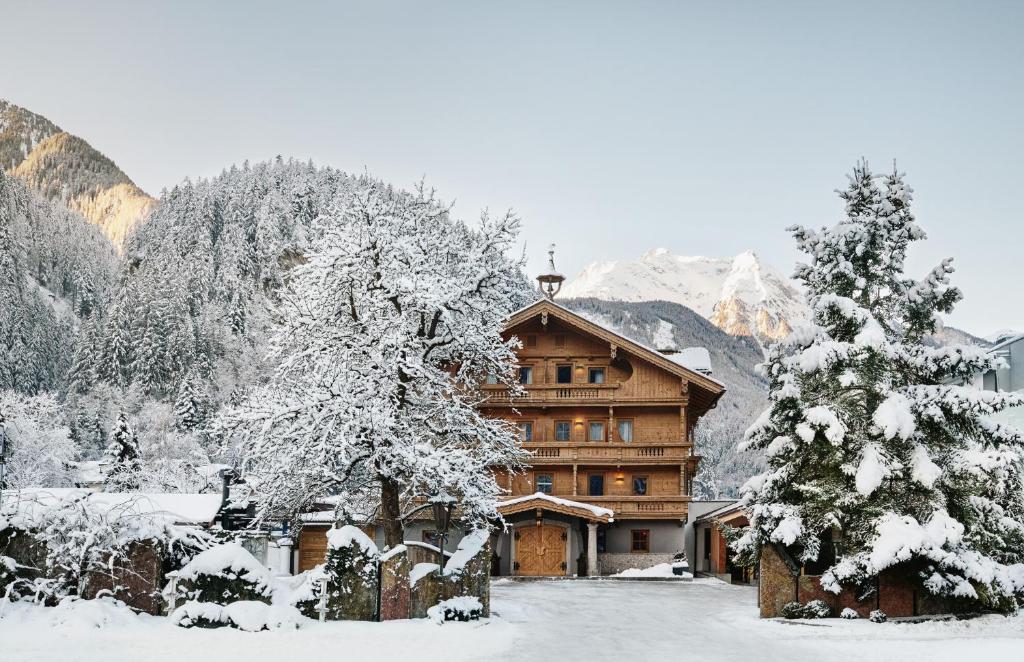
[561,248,809,343]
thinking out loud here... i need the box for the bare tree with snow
[217,178,532,547]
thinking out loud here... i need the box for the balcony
[483,383,619,406]
[521,441,693,465]
[546,495,689,519]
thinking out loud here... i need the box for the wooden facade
[488,299,726,575]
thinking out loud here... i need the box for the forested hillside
[0,170,117,394]
[0,99,154,248]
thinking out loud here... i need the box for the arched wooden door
[515,524,567,576]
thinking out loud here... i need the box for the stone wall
[597,552,674,575]
[759,544,952,618]
[83,541,165,615]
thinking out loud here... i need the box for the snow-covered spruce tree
[104,411,142,491]
[217,177,532,547]
[734,162,1024,611]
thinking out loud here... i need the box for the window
[588,367,605,384]
[631,529,650,553]
[526,334,538,348]
[554,334,566,348]
[632,476,648,496]
[518,366,533,385]
[555,421,571,442]
[617,419,634,443]
[556,364,573,384]
[588,474,604,496]
[588,421,605,442]
[485,373,498,385]
[518,422,533,442]
[597,529,607,553]
[535,474,553,494]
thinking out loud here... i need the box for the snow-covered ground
[2,578,1023,662]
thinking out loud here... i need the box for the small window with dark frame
[631,529,650,553]
[555,421,571,442]
[588,474,604,496]
[588,367,605,384]
[525,334,538,348]
[518,366,533,384]
[556,364,573,384]
[554,334,566,348]
[535,474,553,494]
[632,476,648,496]
[518,422,533,442]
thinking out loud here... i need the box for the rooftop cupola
[536,244,565,300]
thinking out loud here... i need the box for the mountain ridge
[0,99,154,249]
[561,248,809,344]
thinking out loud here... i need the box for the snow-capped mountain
[561,248,809,343]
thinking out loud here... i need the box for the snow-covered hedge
[781,600,832,619]
[170,600,303,631]
[427,596,483,624]
[840,607,859,619]
[174,543,273,605]
[319,525,379,621]
[869,609,888,623]
[1,489,211,606]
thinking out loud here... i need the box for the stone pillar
[379,546,411,621]
[277,537,293,575]
[587,522,599,577]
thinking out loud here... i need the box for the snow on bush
[781,601,804,619]
[840,607,859,619]
[175,543,273,605]
[285,565,326,619]
[318,525,379,621]
[427,596,483,624]
[171,600,303,631]
[803,599,832,619]
[869,609,888,623]
[0,489,211,603]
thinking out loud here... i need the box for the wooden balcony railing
[520,442,693,464]
[483,384,619,404]
[552,495,690,519]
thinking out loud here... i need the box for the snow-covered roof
[670,347,712,374]
[693,500,745,523]
[0,488,223,526]
[988,333,1024,353]
[498,492,614,521]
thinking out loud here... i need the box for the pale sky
[3,1,1022,336]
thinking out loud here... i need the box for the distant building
[970,332,1024,428]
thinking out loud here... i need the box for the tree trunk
[380,476,404,549]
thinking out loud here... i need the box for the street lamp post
[431,497,455,577]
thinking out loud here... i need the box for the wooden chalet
[486,280,726,576]
[294,250,726,577]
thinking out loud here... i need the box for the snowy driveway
[2,578,1022,662]
[490,578,1024,662]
